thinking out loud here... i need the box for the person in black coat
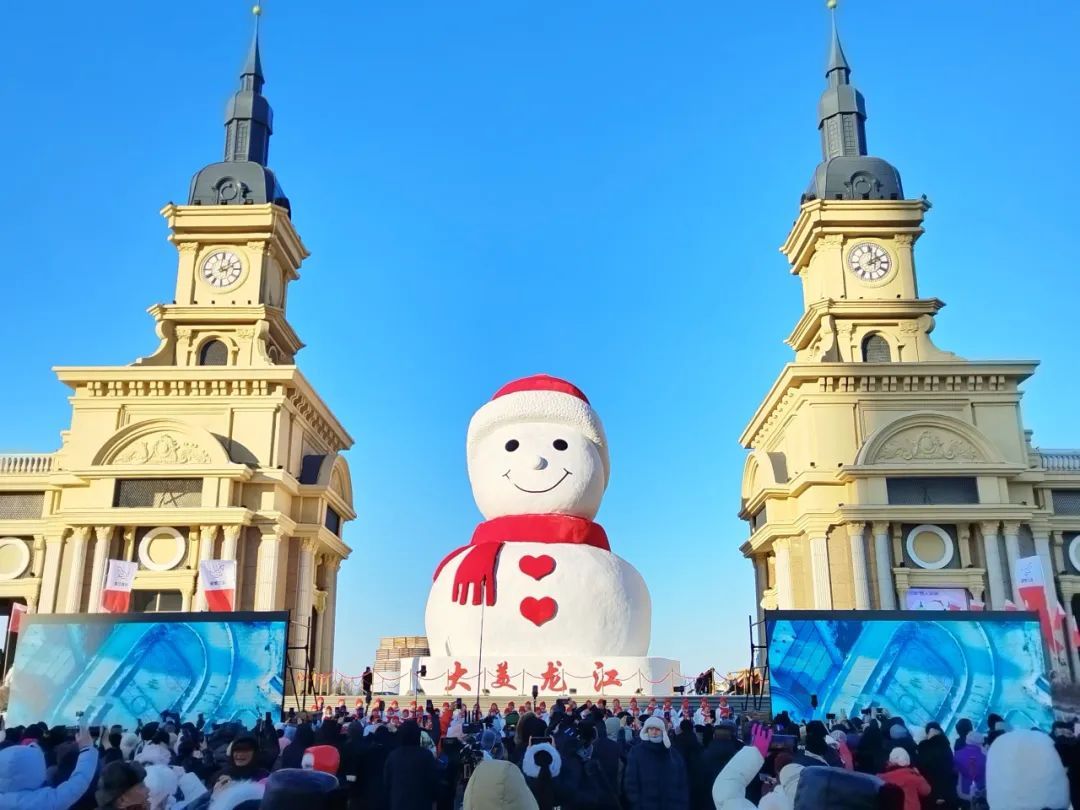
[383,721,436,810]
[671,720,709,810]
[279,723,316,770]
[854,720,886,775]
[624,718,689,810]
[917,723,958,808]
[702,722,743,792]
[357,726,392,810]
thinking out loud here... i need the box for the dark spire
[802,2,903,203]
[188,5,290,213]
[224,10,272,164]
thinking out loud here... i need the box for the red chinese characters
[592,661,622,692]
[492,661,516,690]
[446,661,472,691]
[540,660,567,692]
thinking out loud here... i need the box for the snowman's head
[467,375,610,521]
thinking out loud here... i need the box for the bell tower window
[862,333,891,363]
[198,339,229,366]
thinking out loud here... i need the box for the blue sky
[1,1,1078,680]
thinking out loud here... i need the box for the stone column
[87,526,114,613]
[772,538,794,610]
[181,587,193,612]
[31,535,45,579]
[196,525,219,611]
[809,533,833,610]
[1033,530,1057,605]
[221,525,241,560]
[38,533,66,614]
[255,527,284,610]
[1003,521,1022,604]
[319,557,341,674]
[752,555,769,620]
[872,522,897,609]
[1052,531,1066,577]
[63,526,92,613]
[847,522,872,610]
[980,521,1006,610]
[292,538,318,670]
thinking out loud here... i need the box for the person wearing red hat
[425,374,652,660]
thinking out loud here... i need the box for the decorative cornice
[786,298,944,351]
[114,434,212,465]
[740,360,1039,449]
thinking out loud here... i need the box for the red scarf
[433,514,609,606]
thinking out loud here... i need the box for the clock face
[847,242,892,282]
[200,251,243,288]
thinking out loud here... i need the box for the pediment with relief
[876,428,981,463]
[114,433,212,465]
[857,412,1002,467]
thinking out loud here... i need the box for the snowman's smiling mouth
[503,469,572,494]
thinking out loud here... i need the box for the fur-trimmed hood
[986,730,1069,810]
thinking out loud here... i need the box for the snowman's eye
[505,440,519,452]
[552,439,568,451]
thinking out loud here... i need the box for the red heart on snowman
[518,554,556,581]
[520,596,558,627]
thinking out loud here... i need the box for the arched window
[862,333,891,363]
[198,339,229,366]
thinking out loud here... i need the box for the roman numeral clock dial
[200,250,243,289]
[847,242,892,282]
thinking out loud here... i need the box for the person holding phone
[0,709,99,807]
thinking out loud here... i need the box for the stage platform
[284,692,771,718]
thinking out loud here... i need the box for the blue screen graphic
[7,612,287,729]
[766,612,1053,735]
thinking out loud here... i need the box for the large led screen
[766,610,1053,735]
[7,611,287,729]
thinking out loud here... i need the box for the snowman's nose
[529,455,548,470]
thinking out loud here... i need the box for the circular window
[138,527,187,572]
[906,524,955,570]
[0,537,30,581]
[1068,536,1080,573]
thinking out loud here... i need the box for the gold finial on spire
[826,0,838,9]
[252,4,262,16]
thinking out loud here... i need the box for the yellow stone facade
[740,197,1080,677]
[0,201,354,677]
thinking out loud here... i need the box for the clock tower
[739,3,1080,683]
[138,16,304,368]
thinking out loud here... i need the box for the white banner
[904,587,969,611]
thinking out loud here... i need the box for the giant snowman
[402,375,679,696]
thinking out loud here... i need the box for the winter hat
[640,716,671,748]
[480,729,499,752]
[463,760,539,810]
[120,732,140,760]
[261,769,338,810]
[209,779,265,810]
[134,741,172,767]
[302,745,341,775]
[604,717,621,741]
[965,731,984,747]
[888,724,910,740]
[283,725,298,742]
[888,747,911,767]
[986,729,1069,810]
[522,742,562,778]
[467,375,610,485]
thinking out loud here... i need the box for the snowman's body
[425,541,651,657]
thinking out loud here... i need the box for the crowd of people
[1,695,1078,810]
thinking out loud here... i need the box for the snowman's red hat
[467,374,610,484]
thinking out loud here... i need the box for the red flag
[8,603,27,634]
[1003,600,1018,612]
[1053,602,1067,633]
[1071,615,1080,650]
[969,600,985,612]
[101,560,138,613]
[200,560,236,612]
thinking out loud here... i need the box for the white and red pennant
[199,559,236,612]
[102,559,138,613]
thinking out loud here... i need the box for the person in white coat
[708,721,794,810]
[986,729,1069,810]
